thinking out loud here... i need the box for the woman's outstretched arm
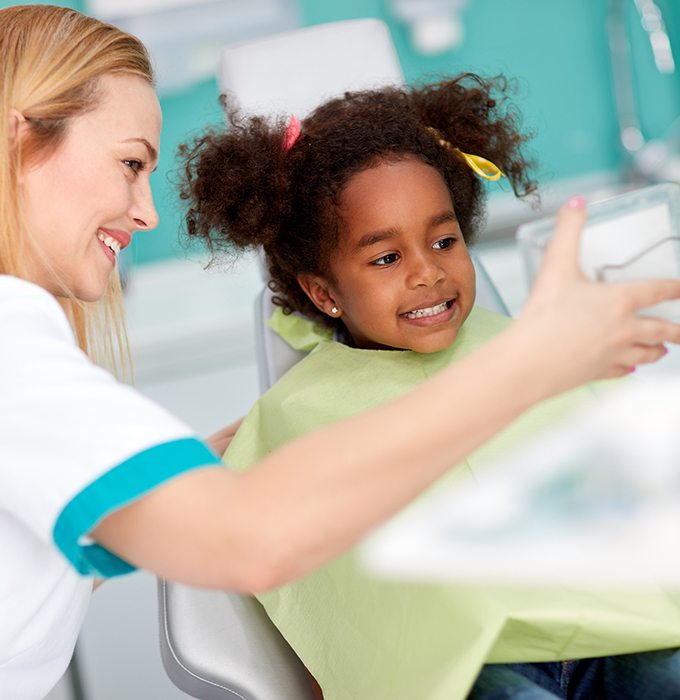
[92,198,680,591]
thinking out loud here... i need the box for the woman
[2,6,680,699]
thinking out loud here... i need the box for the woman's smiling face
[301,156,477,353]
[19,73,161,301]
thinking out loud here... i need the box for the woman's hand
[205,417,244,458]
[518,196,680,392]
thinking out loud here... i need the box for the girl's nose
[407,252,445,288]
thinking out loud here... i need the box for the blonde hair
[0,4,155,377]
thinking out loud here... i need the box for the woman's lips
[96,228,131,265]
[97,234,117,264]
[98,227,131,250]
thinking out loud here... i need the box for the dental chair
[159,18,509,700]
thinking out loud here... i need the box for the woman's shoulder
[0,274,66,317]
[0,275,75,346]
[0,273,54,300]
[0,274,72,339]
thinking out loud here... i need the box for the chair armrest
[158,579,316,700]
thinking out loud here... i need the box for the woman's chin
[59,278,109,303]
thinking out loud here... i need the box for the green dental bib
[225,306,680,700]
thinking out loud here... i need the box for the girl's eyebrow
[355,228,398,250]
[430,210,458,227]
[355,211,458,250]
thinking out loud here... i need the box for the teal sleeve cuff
[53,437,221,577]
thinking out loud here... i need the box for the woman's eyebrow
[355,228,398,250]
[122,137,159,169]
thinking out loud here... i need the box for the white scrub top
[0,275,221,699]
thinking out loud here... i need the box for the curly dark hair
[180,73,536,328]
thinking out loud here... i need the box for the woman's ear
[297,274,342,319]
[8,109,27,145]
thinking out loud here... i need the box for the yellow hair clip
[456,150,504,181]
[424,126,504,182]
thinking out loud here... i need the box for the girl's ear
[297,274,342,318]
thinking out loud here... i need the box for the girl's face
[19,73,161,301]
[301,157,476,353]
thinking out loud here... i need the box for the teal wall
[0,0,84,8]
[4,1,680,265]
[302,0,680,181]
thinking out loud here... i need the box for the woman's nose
[131,179,159,231]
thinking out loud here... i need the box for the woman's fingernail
[567,196,586,209]
[627,366,637,374]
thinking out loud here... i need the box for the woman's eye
[371,252,399,266]
[433,236,457,250]
[123,159,144,174]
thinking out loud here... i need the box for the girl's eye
[433,236,457,250]
[123,159,144,174]
[371,252,399,266]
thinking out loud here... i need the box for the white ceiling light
[391,0,468,55]
[88,0,300,94]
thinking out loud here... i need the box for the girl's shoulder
[458,305,513,342]
[264,305,514,403]
[228,305,515,468]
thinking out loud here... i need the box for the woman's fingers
[629,315,680,346]
[601,366,636,379]
[613,343,668,368]
[525,198,589,320]
[596,303,680,373]
[519,194,680,387]
[613,278,680,314]
[534,196,587,286]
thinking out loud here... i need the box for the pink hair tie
[282,114,301,152]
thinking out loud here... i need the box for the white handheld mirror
[516,183,680,320]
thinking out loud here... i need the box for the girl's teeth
[97,232,121,255]
[403,301,448,319]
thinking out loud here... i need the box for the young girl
[181,75,680,699]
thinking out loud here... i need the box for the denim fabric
[468,649,680,700]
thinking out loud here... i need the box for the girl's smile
[299,156,476,353]
[399,297,458,324]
